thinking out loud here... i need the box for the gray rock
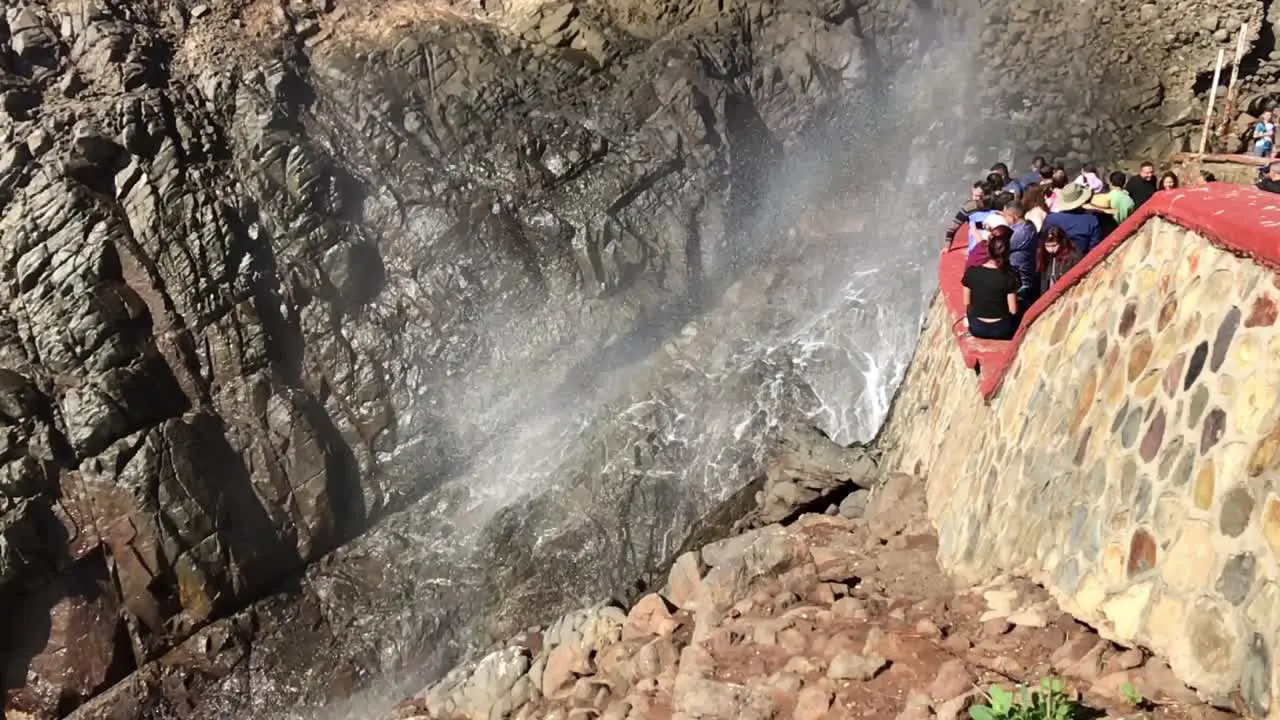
[839,488,871,518]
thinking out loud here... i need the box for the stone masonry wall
[878,205,1280,716]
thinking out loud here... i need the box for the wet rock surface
[0,0,951,715]
[392,473,1237,720]
[2,0,1267,716]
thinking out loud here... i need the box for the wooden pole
[1199,48,1227,155]
[1218,25,1249,146]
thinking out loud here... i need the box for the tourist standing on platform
[1254,110,1276,158]
[962,227,1020,341]
[1018,157,1048,188]
[1004,201,1039,313]
[1021,184,1051,231]
[1125,162,1158,209]
[1042,184,1102,255]
[1159,172,1180,191]
[1036,227,1082,295]
[1258,163,1280,194]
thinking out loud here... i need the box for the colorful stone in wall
[1240,634,1271,717]
[1246,293,1278,328]
[1127,333,1153,382]
[1193,460,1216,510]
[1158,295,1178,331]
[1164,521,1217,589]
[1202,408,1227,454]
[1127,527,1157,577]
[1216,552,1257,606]
[1185,598,1236,679]
[1075,427,1091,465]
[1220,486,1255,537]
[1189,385,1210,430]
[1184,341,1209,391]
[1140,409,1166,463]
[1163,353,1186,398]
[1262,496,1280,560]
[1210,306,1241,373]
[1173,446,1196,487]
[1119,301,1139,336]
[1073,373,1098,434]
[1249,426,1280,477]
[1122,406,1144,449]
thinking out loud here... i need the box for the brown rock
[831,596,868,620]
[981,618,1013,637]
[1090,669,1142,702]
[915,618,944,638]
[1051,633,1102,672]
[794,686,833,720]
[668,551,705,611]
[1105,647,1145,673]
[777,628,808,655]
[934,691,980,720]
[1138,659,1201,703]
[929,659,974,701]
[543,643,593,698]
[624,593,680,639]
[810,582,838,605]
[673,674,776,720]
[827,651,888,681]
[810,544,861,583]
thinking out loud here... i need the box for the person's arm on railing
[944,209,969,244]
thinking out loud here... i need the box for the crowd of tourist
[950,155,1280,341]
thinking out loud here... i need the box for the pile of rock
[389,474,1221,720]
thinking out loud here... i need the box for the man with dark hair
[1258,162,1280,194]
[990,191,1015,211]
[945,181,989,244]
[1125,161,1158,208]
[990,162,1024,195]
[1003,200,1039,311]
[1104,171,1135,222]
[1018,156,1048,187]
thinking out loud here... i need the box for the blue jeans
[968,312,1017,340]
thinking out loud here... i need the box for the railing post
[1198,48,1227,156]
[1218,25,1249,150]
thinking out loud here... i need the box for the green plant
[969,678,1081,720]
[1120,681,1151,710]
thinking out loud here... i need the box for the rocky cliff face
[1,0,1263,717]
[0,0,961,716]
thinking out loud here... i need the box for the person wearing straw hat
[1042,182,1102,255]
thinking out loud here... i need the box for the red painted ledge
[939,184,1280,401]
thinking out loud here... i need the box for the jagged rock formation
[981,0,1278,160]
[3,0,1272,717]
[391,474,1219,720]
[0,0,949,716]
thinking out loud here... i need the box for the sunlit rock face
[2,1,984,717]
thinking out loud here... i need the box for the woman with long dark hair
[1036,226,1084,295]
[1021,183,1051,230]
[962,226,1019,340]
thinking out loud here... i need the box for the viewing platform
[939,183,1280,400]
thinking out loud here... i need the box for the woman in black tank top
[962,226,1019,340]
